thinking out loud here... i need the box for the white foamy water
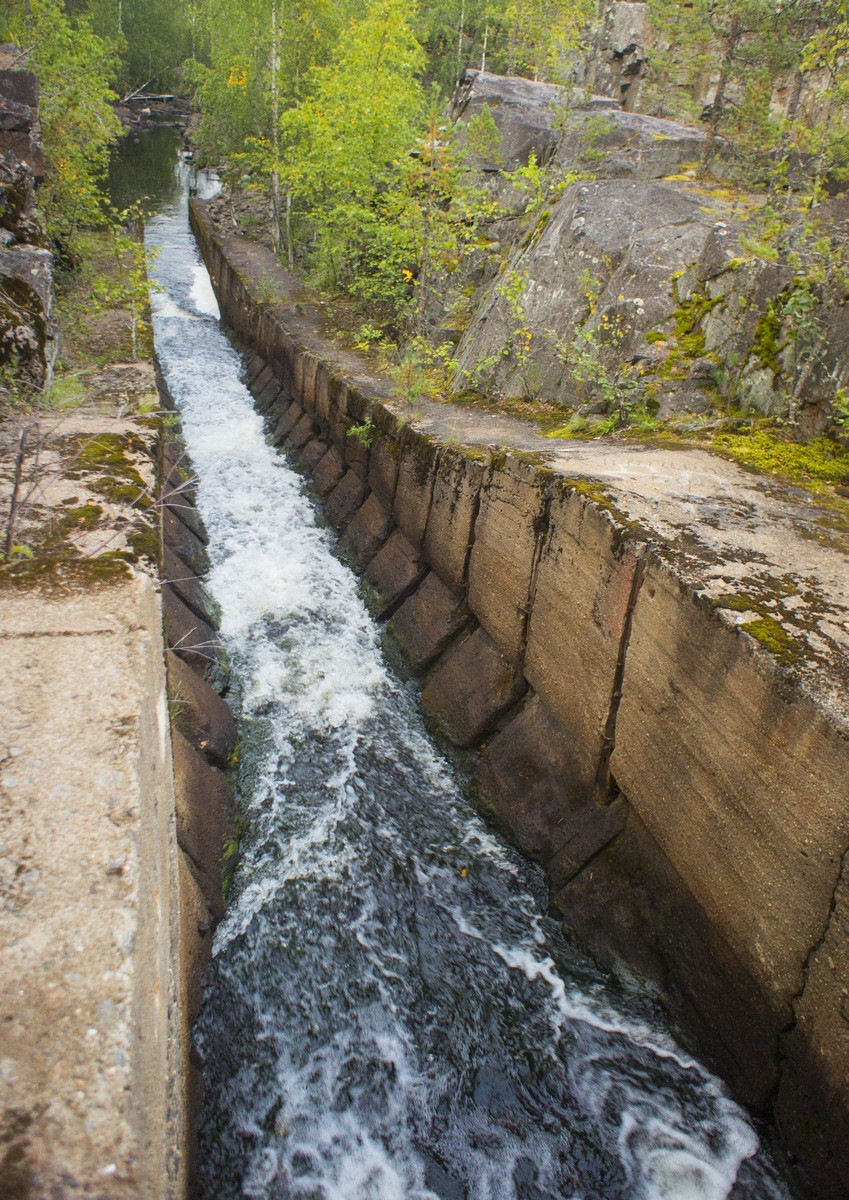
[146,169,790,1200]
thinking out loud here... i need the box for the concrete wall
[0,574,187,1199]
[0,398,235,1198]
[191,199,849,1199]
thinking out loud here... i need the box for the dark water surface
[108,124,183,215]
[145,150,791,1200]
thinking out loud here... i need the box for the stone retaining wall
[190,198,849,1199]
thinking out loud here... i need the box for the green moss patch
[712,427,849,490]
[752,302,785,373]
[739,615,800,664]
[0,555,132,591]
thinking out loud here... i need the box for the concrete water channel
[144,144,806,1199]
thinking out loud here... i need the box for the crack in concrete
[518,484,553,673]
[593,553,647,806]
[460,457,485,601]
[776,831,849,1057]
[0,628,124,640]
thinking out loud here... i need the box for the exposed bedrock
[190,198,849,1200]
[447,70,849,438]
[0,61,55,390]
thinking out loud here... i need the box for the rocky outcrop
[446,70,849,437]
[579,1,650,112]
[453,175,721,407]
[190,197,849,1199]
[577,1,838,130]
[0,58,54,393]
[451,69,618,170]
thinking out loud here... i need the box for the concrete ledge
[0,576,186,1199]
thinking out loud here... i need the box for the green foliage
[752,301,785,372]
[502,151,547,213]
[68,0,193,94]
[10,0,122,243]
[89,218,159,360]
[415,0,591,92]
[502,0,592,81]
[348,419,375,447]
[645,0,849,189]
[739,615,799,663]
[276,0,425,300]
[463,103,503,167]
[833,388,849,433]
[496,268,532,362]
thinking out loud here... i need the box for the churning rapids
[147,171,790,1200]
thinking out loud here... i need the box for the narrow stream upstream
[146,163,791,1200]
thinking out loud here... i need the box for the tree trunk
[457,0,466,84]
[285,189,294,271]
[270,0,282,257]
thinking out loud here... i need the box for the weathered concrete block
[163,544,220,628]
[468,457,548,660]
[364,529,426,614]
[312,445,345,498]
[294,436,328,474]
[343,426,371,478]
[161,435,197,507]
[302,353,318,412]
[545,795,627,891]
[250,363,274,397]
[386,571,470,671]
[556,808,783,1107]
[177,851,213,1026]
[171,731,234,919]
[339,492,392,568]
[368,435,400,507]
[243,352,265,384]
[269,331,296,394]
[166,650,235,769]
[163,587,221,684]
[0,577,185,1198]
[286,412,315,452]
[421,627,526,747]
[163,505,210,577]
[272,400,303,445]
[265,389,291,424]
[325,469,367,530]
[328,379,350,446]
[524,485,642,798]
[292,345,305,397]
[256,380,282,412]
[423,447,484,592]
[611,558,849,1021]
[393,429,438,545]
[315,362,331,424]
[473,692,625,869]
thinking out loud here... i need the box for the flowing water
[147,165,791,1200]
